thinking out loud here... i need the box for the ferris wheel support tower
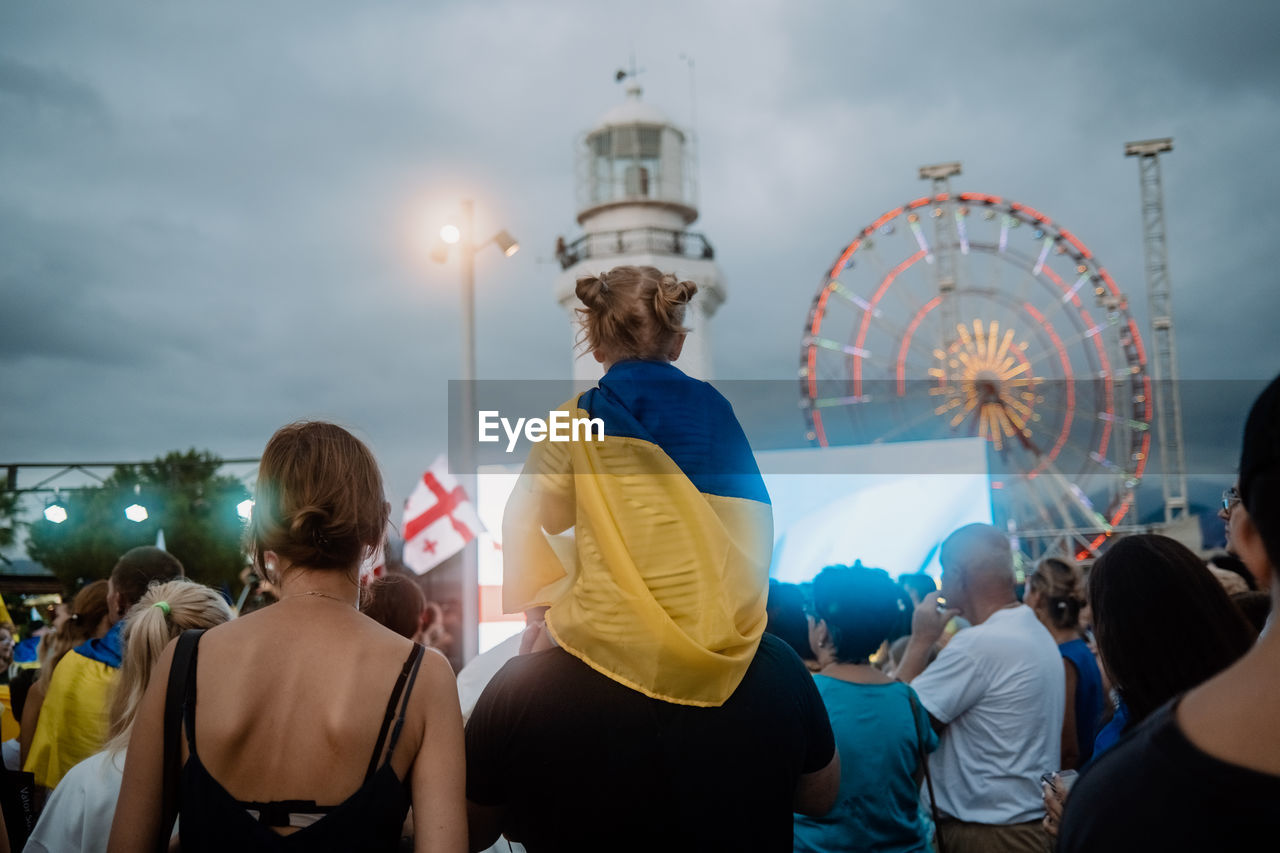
[1125,138,1188,523]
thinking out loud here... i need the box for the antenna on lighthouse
[615,52,643,86]
[678,52,698,139]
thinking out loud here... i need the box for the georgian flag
[402,455,484,575]
[359,541,386,582]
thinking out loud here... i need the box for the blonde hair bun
[575,274,610,311]
[574,265,697,362]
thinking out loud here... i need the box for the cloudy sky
[2,0,1277,547]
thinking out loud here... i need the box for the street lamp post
[458,201,479,665]
[434,199,518,665]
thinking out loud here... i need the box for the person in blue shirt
[1024,555,1104,768]
[794,564,938,853]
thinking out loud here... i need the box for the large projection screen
[476,437,991,652]
[760,438,992,584]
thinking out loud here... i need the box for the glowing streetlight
[43,503,68,524]
[429,199,519,664]
[237,499,254,521]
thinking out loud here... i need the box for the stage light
[43,503,67,524]
[440,224,461,244]
[237,499,254,521]
[125,503,148,523]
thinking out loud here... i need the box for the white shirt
[25,750,123,853]
[456,631,522,723]
[911,604,1065,824]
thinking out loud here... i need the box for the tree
[0,489,20,552]
[26,450,250,592]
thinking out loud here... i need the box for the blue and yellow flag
[503,360,772,707]
[25,648,118,788]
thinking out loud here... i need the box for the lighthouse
[554,80,726,381]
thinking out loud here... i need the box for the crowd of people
[0,264,1276,852]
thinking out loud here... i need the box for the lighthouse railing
[556,227,714,270]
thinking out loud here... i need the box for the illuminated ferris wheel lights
[801,187,1150,555]
[1033,238,1053,275]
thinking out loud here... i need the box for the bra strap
[365,643,426,781]
[180,628,206,753]
[161,628,206,853]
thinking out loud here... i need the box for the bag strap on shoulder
[907,687,947,853]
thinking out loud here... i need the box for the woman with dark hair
[1058,373,1280,850]
[793,564,937,853]
[1024,555,1104,768]
[361,573,426,640]
[109,422,466,853]
[1086,535,1253,729]
[766,580,818,669]
[1046,534,1256,838]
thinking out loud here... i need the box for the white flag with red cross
[402,455,484,575]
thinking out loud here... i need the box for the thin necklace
[283,590,355,606]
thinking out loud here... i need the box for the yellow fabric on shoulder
[503,402,772,707]
[24,649,117,788]
[0,685,18,742]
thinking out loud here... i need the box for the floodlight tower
[919,162,963,351]
[1125,138,1188,523]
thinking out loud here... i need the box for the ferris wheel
[799,166,1151,559]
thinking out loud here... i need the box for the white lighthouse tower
[554,79,725,381]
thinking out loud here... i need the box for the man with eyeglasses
[1220,484,1241,553]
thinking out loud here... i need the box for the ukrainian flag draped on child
[503,360,773,707]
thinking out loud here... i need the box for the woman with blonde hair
[26,580,233,853]
[1024,555,1104,769]
[481,267,836,850]
[19,580,110,769]
[109,421,465,853]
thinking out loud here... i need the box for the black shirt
[1058,698,1280,851]
[466,633,836,853]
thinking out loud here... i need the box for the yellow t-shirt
[24,649,117,789]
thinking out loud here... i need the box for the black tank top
[176,629,426,852]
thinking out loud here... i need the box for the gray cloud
[1,0,1276,537]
